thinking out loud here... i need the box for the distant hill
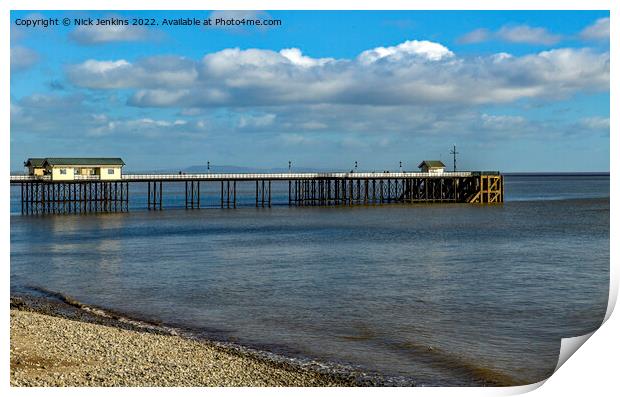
[182,165,335,173]
[123,165,343,174]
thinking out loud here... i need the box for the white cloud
[11,91,609,153]
[10,93,205,139]
[459,25,562,45]
[298,121,328,130]
[496,25,562,45]
[82,59,131,73]
[238,113,276,129]
[279,48,333,67]
[358,40,454,63]
[131,89,193,107]
[481,114,527,130]
[70,24,151,45]
[457,28,490,44]
[491,53,513,62]
[66,40,608,110]
[278,133,318,146]
[11,46,39,72]
[202,47,291,74]
[29,38,607,145]
[578,116,609,130]
[68,57,197,89]
[580,17,609,41]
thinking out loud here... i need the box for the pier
[10,171,504,215]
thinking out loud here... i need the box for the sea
[10,174,610,386]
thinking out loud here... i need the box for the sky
[10,10,610,172]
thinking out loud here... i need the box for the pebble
[10,309,353,387]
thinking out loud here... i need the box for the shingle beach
[10,297,359,387]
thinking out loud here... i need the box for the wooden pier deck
[10,171,504,215]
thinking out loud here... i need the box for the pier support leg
[226,181,230,208]
[159,182,162,210]
[261,180,265,207]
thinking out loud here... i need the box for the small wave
[391,340,523,386]
[507,195,609,203]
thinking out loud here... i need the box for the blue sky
[10,10,610,172]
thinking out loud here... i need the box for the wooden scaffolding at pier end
[465,174,504,204]
[10,171,504,215]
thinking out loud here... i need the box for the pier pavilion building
[24,158,125,181]
[24,158,46,176]
[417,160,446,174]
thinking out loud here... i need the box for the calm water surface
[10,175,609,386]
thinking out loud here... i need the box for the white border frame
[2,2,615,396]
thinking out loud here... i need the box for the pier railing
[10,175,51,181]
[10,174,102,181]
[124,171,475,180]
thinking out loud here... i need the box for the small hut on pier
[417,160,446,174]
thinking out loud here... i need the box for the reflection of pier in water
[10,171,504,215]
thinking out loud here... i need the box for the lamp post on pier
[450,145,459,172]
